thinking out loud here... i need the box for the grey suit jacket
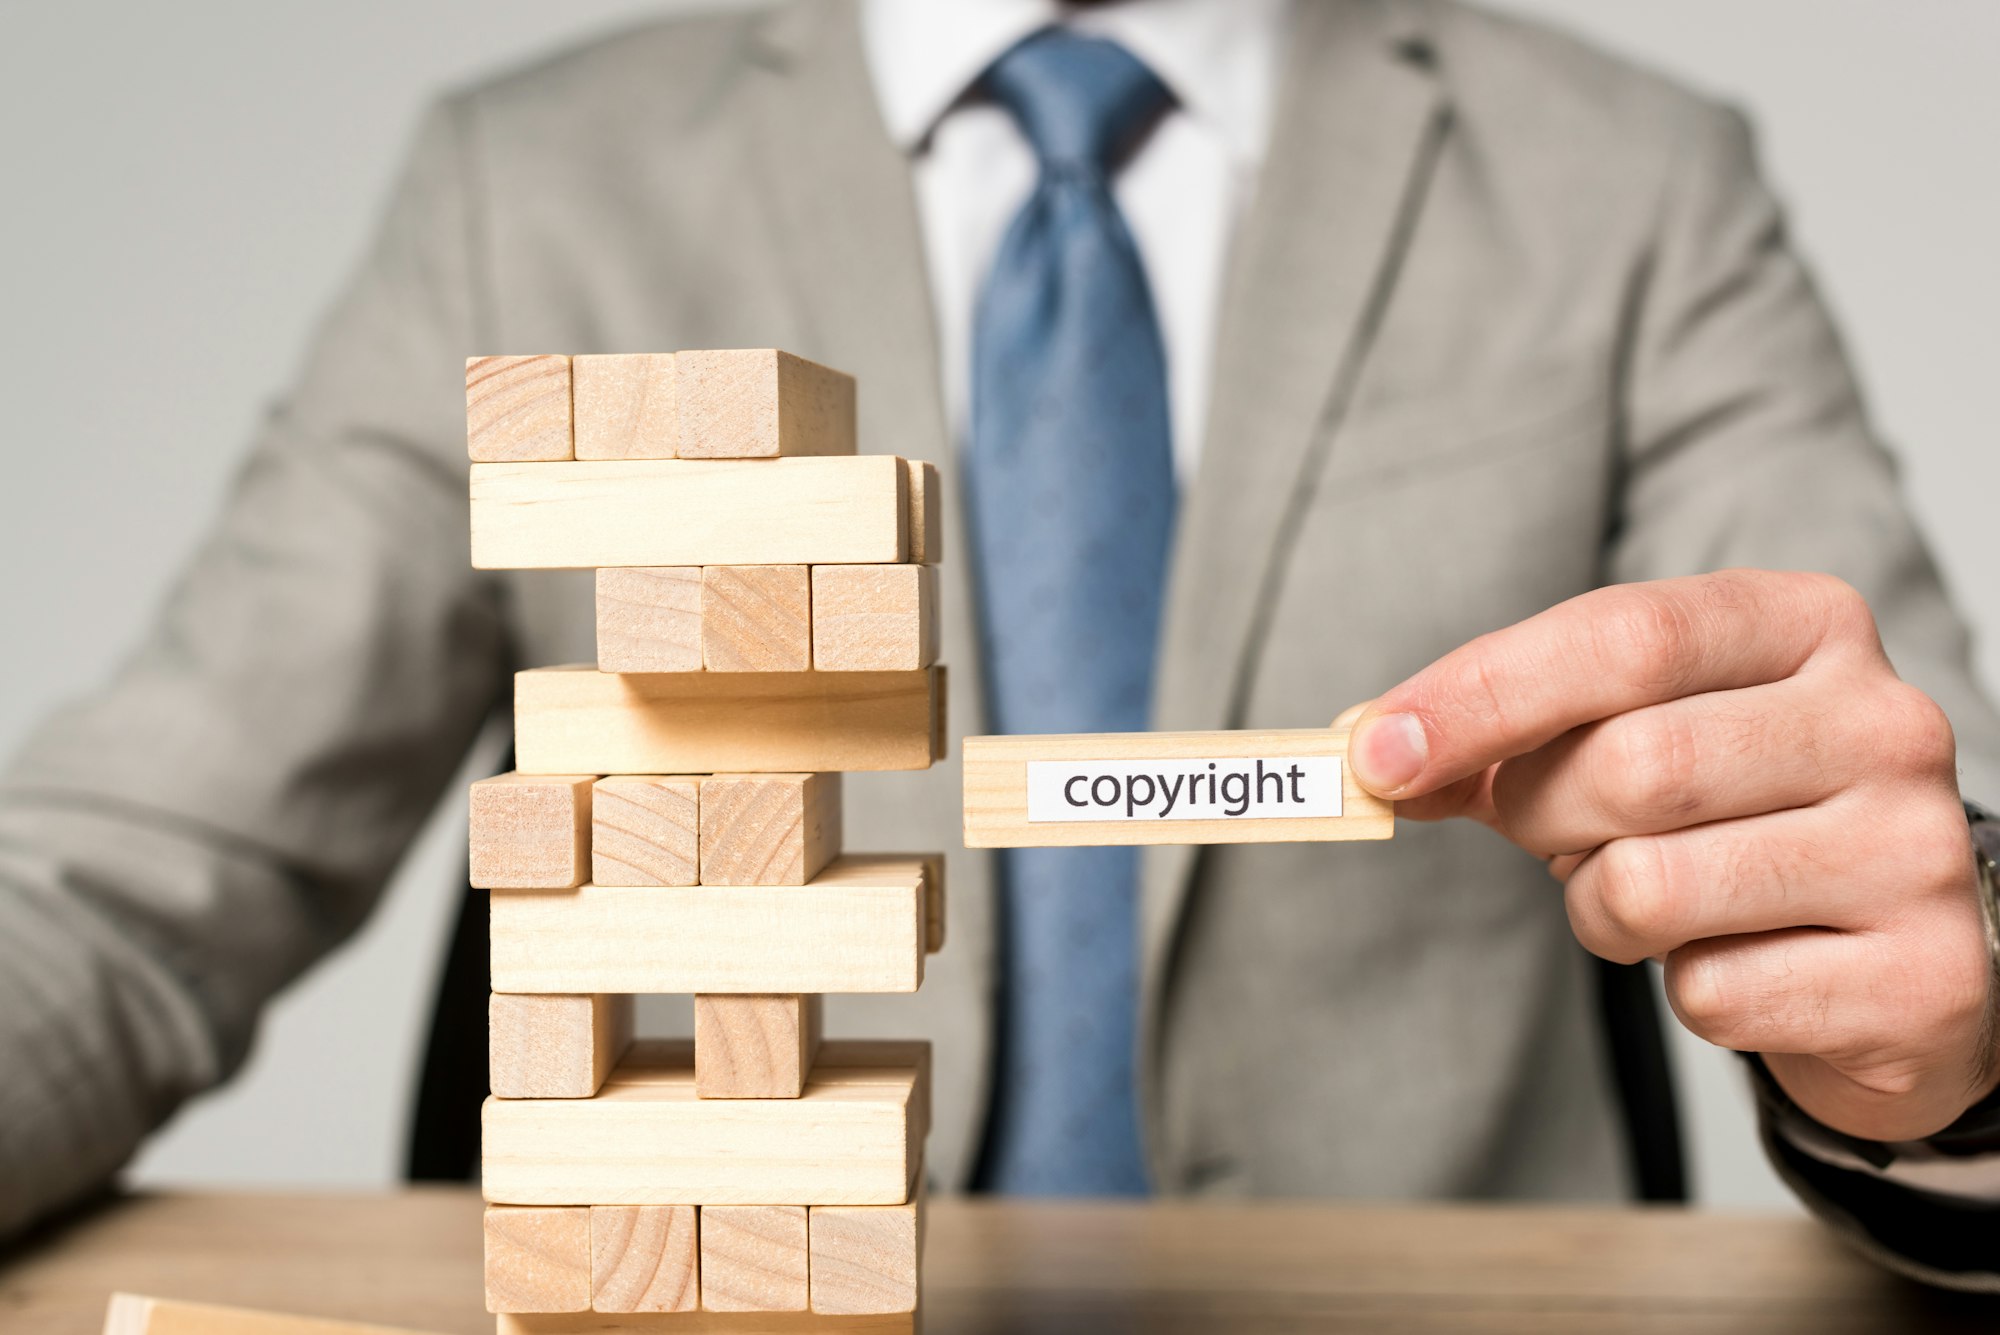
[4,0,1997,1238]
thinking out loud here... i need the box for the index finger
[1348,570,1867,799]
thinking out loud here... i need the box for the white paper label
[1026,757,1343,824]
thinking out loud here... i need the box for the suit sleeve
[0,97,511,1239]
[1608,102,2000,1287]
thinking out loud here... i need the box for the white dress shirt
[859,0,1291,480]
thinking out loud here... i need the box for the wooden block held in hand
[470,457,906,569]
[703,566,811,672]
[489,993,633,1099]
[482,1040,927,1206]
[574,353,677,460]
[104,1293,448,1335]
[596,567,702,673]
[470,774,594,889]
[489,856,928,995]
[695,994,823,1099]
[677,350,855,459]
[811,565,937,672]
[699,773,840,886]
[962,728,1396,848]
[513,666,942,774]
[700,1206,809,1312]
[591,1205,698,1313]
[809,1178,924,1315]
[904,459,940,565]
[485,1206,591,1314]
[592,777,701,887]
[467,356,572,462]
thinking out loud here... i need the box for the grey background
[0,1,1993,1210]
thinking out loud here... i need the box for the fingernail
[1352,713,1428,794]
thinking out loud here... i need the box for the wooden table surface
[3,1189,1995,1333]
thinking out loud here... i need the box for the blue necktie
[965,29,1175,1196]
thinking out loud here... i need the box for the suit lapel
[740,2,947,463]
[1138,1,1450,1089]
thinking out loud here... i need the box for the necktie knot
[981,28,1173,176]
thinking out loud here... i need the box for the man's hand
[1346,570,1998,1142]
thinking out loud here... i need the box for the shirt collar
[860,0,1291,168]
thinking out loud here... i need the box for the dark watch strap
[1946,800,2000,1149]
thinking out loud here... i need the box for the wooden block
[485,1206,591,1314]
[811,565,937,672]
[513,666,942,775]
[497,1312,912,1334]
[590,1206,698,1313]
[467,356,573,463]
[702,566,811,672]
[470,774,594,890]
[904,459,940,565]
[694,994,823,1098]
[470,457,906,569]
[918,853,945,954]
[809,1177,924,1315]
[104,1294,445,1335]
[676,349,855,459]
[489,993,633,1100]
[698,773,840,886]
[573,353,677,460]
[962,729,1396,848]
[489,856,927,995]
[592,777,701,887]
[595,568,702,673]
[481,1040,926,1207]
[700,1207,808,1312]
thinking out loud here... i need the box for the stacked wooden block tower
[464,350,942,1333]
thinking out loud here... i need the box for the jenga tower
[464,350,941,1331]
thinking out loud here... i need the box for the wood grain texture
[513,666,942,775]
[103,1295,444,1335]
[468,774,594,890]
[903,459,940,565]
[484,1208,591,1314]
[701,566,810,672]
[588,1206,697,1314]
[811,565,937,672]
[591,777,701,887]
[962,729,1395,848]
[469,457,906,570]
[488,993,633,1100]
[481,1040,925,1207]
[572,354,677,460]
[488,857,928,995]
[699,1207,807,1313]
[809,1177,924,1315]
[594,568,702,673]
[694,994,823,1099]
[697,773,840,886]
[466,356,572,463]
[676,350,855,459]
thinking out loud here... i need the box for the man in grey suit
[3,0,1997,1288]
